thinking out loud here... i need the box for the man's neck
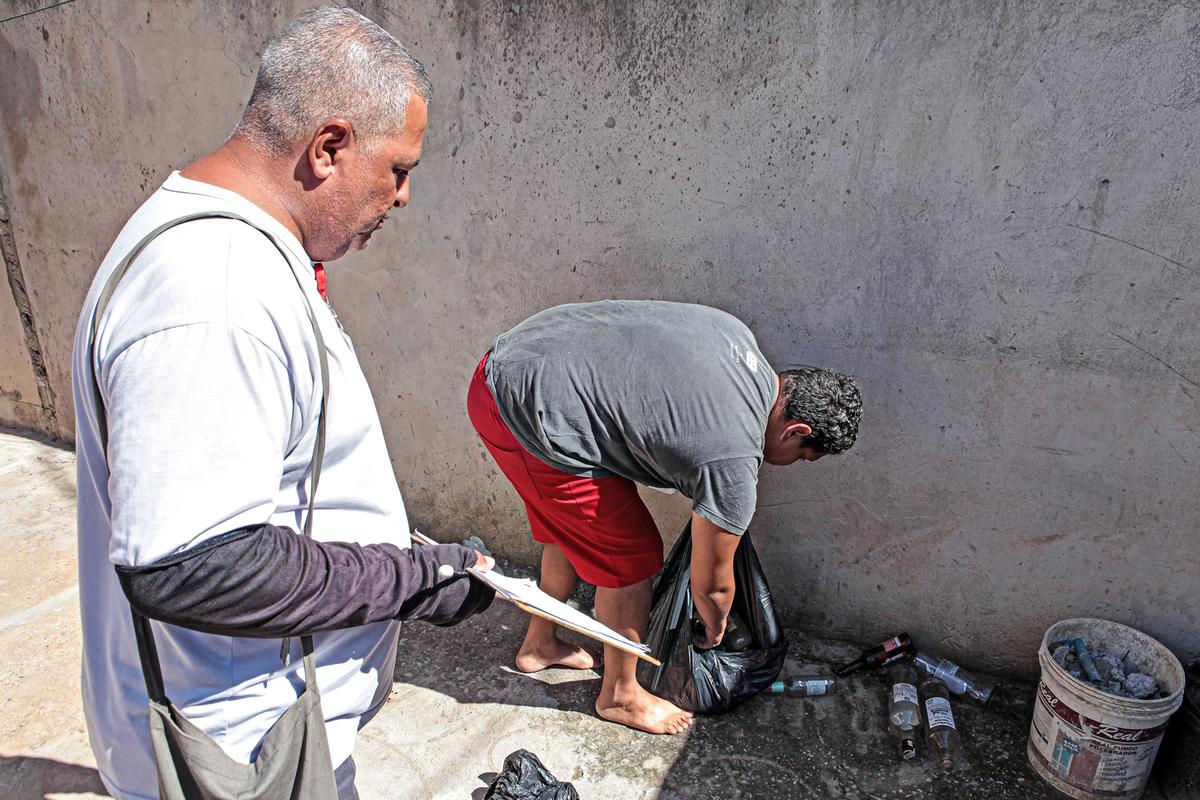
[764,372,784,436]
[179,139,304,244]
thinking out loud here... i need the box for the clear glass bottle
[913,651,995,706]
[888,663,921,760]
[921,678,962,773]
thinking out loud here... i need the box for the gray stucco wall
[0,0,1196,676]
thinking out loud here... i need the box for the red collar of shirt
[313,262,328,301]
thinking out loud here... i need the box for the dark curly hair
[779,367,862,455]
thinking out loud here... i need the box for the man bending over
[467,300,862,734]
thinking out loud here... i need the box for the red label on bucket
[1038,681,1082,728]
[1038,681,1170,744]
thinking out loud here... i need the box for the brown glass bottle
[835,633,914,675]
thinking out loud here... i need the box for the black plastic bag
[484,749,579,800]
[638,522,788,714]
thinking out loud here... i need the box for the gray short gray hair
[234,6,432,153]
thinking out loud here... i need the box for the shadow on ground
[0,754,108,799]
[394,585,1169,800]
[394,562,606,720]
[653,634,1063,800]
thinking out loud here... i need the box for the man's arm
[100,321,495,637]
[689,512,742,649]
[117,524,495,636]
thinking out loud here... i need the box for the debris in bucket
[921,678,962,773]
[1124,673,1159,698]
[1050,639,1165,699]
[1072,637,1103,682]
[835,633,914,675]
[888,662,922,761]
[767,676,836,695]
[913,651,996,706]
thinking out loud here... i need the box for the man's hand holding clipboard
[411,530,659,665]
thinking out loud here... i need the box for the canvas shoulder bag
[87,211,339,799]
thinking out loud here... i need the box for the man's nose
[393,176,410,208]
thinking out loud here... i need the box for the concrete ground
[0,427,1169,800]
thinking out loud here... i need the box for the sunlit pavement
[0,427,1166,799]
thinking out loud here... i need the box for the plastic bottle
[835,633,914,675]
[921,678,962,773]
[766,676,836,696]
[888,663,921,760]
[913,651,995,706]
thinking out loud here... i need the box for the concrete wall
[0,0,1196,676]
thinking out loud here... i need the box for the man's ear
[306,119,356,180]
[783,421,812,442]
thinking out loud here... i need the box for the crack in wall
[0,178,58,438]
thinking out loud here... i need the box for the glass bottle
[913,651,995,706]
[835,633,914,675]
[888,663,921,760]
[921,678,962,773]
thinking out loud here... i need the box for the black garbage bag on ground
[484,750,579,800]
[638,522,788,714]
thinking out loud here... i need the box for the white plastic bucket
[1027,618,1185,799]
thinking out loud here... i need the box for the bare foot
[595,690,694,735]
[515,637,597,672]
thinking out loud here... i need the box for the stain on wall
[0,0,1196,674]
[0,177,56,435]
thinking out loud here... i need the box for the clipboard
[411,530,661,666]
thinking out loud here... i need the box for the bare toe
[595,692,694,735]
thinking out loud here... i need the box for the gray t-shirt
[485,300,777,535]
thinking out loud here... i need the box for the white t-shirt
[71,173,411,799]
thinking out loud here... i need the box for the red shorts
[466,354,663,589]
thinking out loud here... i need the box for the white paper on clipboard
[466,567,656,662]
[409,529,656,663]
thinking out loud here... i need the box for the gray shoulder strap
[88,210,328,685]
[89,210,328,539]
